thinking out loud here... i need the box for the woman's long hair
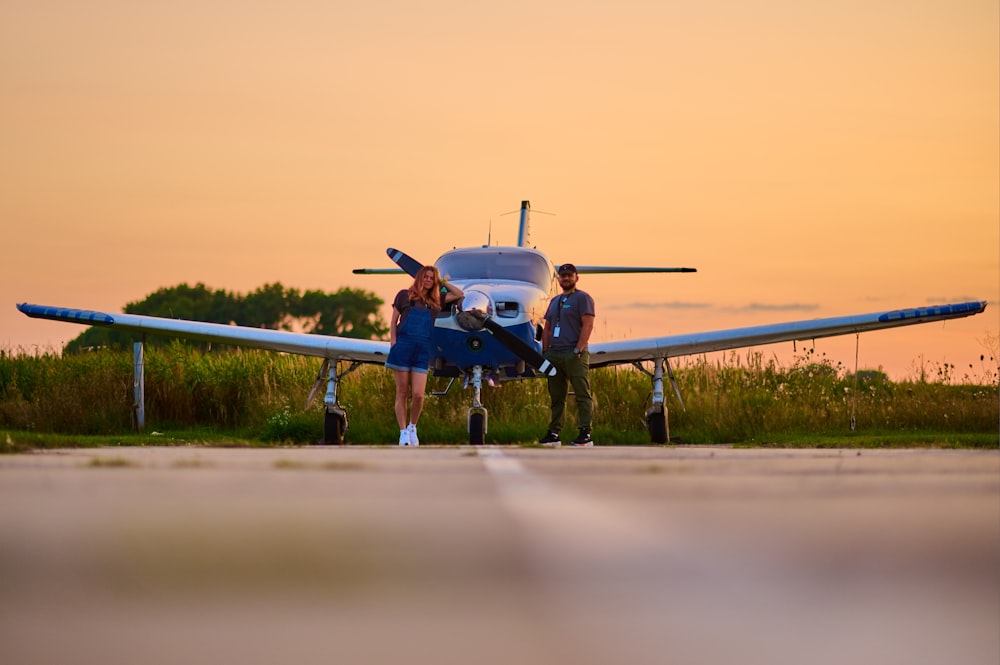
[407,265,442,311]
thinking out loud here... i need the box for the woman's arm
[389,307,400,346]
[440,278,464,304]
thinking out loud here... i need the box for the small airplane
[17,201,988,445]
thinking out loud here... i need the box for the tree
[295,288,388,339]
[64,283,387,352]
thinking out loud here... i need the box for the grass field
[1,343,997,449]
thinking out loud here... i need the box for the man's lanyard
[553,293,571,337]
[555,294,570,327]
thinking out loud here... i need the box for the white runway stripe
[476,447,667,563]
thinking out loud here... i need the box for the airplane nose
[455,290,492,331]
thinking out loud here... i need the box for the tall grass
[1,343,996,445]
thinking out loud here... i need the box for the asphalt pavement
[1,445,997,665]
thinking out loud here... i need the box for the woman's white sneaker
[398,429,410,446]
[407,423,419,446]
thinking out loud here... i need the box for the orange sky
[2,0,997,382]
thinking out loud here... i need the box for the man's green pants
[543,349,593,432]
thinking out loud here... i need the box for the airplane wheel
[647,410,668,444]
[322,410,346,445]
[469,413,486,445]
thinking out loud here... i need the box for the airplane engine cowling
[455,290,492,331]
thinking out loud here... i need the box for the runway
[1,445,997,665]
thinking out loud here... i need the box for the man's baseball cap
[557,263,577,275]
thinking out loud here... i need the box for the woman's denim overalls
[386,304,434,373]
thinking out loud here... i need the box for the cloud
[606,301,824,313]
[604,301,711,311]
[926,296,984,305]
[729,303,820,313]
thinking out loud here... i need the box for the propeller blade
[386,248,424,277]
[384,247,558,377]
[481,318,557,377]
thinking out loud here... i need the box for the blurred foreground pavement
[1,445,997,665]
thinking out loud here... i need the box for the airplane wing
[588,301,988,368]
[16,303,390,362]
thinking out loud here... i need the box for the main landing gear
[307,359,362,445]
[634,356,684,445]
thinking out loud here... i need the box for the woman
[385,265,463,445]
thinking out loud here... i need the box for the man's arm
[576,314,595,352]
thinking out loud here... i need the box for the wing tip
[16,303,116,326]
[877,300,987,323]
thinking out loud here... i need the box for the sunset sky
[2,0,997,381]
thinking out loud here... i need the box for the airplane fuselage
[430,246,556,378]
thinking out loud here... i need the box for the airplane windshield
[437,250,551,288]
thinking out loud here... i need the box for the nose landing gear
[467,365,488,445]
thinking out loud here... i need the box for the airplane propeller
[386,247,558,378]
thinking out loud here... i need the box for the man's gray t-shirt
[544,290,595,351]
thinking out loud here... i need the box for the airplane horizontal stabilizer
[351,268,406,275]
[572,266,696,274]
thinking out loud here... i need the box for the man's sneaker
[398,429,410,446]
[407,423,420,446]
[538,431,561,446]
[569,428,593,446]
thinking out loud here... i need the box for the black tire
[469,413,486,445]
[647,409,668,444]
[321,411,346,445]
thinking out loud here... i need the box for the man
[538,263,596,446]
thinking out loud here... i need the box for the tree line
[65,282,387,352]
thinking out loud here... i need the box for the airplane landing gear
[307,359,361,445]
[467,365,488,445]
[635,357,682,445]
[324,408,347,445]
[645,404,668,445]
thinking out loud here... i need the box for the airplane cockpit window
[437,250,551,288]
